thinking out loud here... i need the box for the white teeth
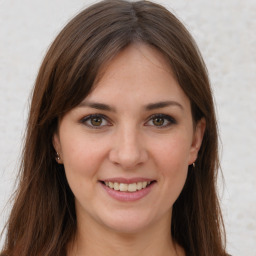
[104,181,152,192]
[128,183,137,192]
[114,182,119,190]
[119,183,128,191]
[109,181,114,189]
[137,182,142,190]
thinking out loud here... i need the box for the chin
[98,210,158,235]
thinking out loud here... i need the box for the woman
[1,0,229,255]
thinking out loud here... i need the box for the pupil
[91,117,102,126]
[153,117,164,126]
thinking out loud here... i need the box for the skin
[53,44,205,256]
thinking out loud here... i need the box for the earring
[56,152,61,161]
[192,162,196,168]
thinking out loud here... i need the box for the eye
[145,114,176,128]
[81,114,111,128]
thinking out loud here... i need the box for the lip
[99,178,156,202]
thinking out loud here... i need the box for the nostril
[108,140,148,169]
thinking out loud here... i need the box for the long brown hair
[1,0,228,255]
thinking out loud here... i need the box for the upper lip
[100,177,156,184]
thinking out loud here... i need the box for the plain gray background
[0,0,255,255]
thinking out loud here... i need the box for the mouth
[100,180,156,192]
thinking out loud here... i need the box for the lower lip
[100,182,155,202]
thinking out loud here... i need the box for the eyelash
[81,114,111,129]
[145,114,177,128]
[80,113,176,129]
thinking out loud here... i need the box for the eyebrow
[78,101,116,112]
[144,101,184,111]
[78,100,183,112]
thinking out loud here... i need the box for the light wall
[0,1,255,255]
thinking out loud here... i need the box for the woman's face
[53,44,205,234]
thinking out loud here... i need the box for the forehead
[95,43,173,84]
[84,44,190,110]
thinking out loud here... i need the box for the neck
[67,212,184,256]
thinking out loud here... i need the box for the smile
[100,178,156,201]
[103,181,152,192]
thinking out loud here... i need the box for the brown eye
[152,117,165,126]
[91,117,103,126]
[145,114,176,128]
[82,114,110,129]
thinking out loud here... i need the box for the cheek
[60,132,107,181]
[154,133,192,169]
[152,134,191,193]
[60,136,105,202]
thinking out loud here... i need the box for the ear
[188,118,206,165]
[52,132,63,164]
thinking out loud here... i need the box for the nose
[109,125,148,170]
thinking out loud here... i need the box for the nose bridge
[109,122,147,169]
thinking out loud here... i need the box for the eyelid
[80,113,112,128]
[145,113,177,128]
[80,113,176,129]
